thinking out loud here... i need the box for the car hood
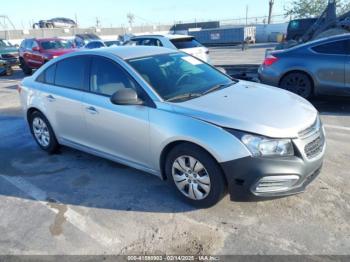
[0,47,18,54]
[43,49,77,56]
[170,81,318,138]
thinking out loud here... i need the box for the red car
[19,38,77,75]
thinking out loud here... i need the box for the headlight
[241,134,294,157]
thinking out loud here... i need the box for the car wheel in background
[20,59,33,75]
[280,72,313,99]
[29,111,59,154]
[165,143,227,208]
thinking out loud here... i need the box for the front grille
[298,118,318,139]
[304,134,324,159]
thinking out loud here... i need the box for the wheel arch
[159,140,228,186]
[26,107,46,124]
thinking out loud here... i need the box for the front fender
[149,105,251,172]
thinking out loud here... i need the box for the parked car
[84,40,106,49]
[18,46,326,207]
[124,34,210,63]
[34,18,77,29]
[259,34,350,99]
[0,39,19,66]
[74,34,101,48]
[104,40,122,47]
[19,38,77,75]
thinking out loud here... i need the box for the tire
[165,143,227,208]
[20,59,33,75]
[280,72,313,99]
[29,111,59,154]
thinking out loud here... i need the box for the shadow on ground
[0,114,196,214]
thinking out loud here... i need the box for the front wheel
[165,144,227,208]
[20,59,33,75]
[280,72,313,99]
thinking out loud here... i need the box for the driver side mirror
[110,88,143,105]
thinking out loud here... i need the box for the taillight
[263,55,278,66]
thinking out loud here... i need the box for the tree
[285,0,350,19]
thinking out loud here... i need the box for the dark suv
[19,38,77,75]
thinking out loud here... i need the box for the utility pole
[75,13,78,28]
[95,17,101,28]
[268,0,274,24]
[245,5,249,25]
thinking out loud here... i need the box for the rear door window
[55,56,90,90]
[37,64,56,84]
[312,40,347,55]
[170,38,202,49]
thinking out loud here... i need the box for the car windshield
[170,38,202,49]
[40,40,74,50]
[128,53,236,102]
[0,40,13,48]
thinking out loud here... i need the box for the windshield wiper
[202,82,236,96]
[166,93,202,102]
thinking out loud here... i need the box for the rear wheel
[20,59,33,75]
[29,111,59,154]
[280,72,313,99]
[165,144,227,208]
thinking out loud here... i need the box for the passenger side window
[90,57,138,96]
[312,40,347,55]
[36,64,56,84]
[55,56,89,90]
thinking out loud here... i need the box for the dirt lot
[0,67,349,256]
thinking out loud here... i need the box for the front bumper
[221,121,326,201]
[2,57,19,66]
[221,154,324,201]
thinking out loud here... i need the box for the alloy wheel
[171,155,211,200]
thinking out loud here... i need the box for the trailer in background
[189,26,256,46]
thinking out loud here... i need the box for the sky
[1,0,292,29]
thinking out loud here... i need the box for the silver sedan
[259,34,350,99]
[19,46,326,207]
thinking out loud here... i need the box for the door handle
[86,106,98,114]
[46,95,56,102]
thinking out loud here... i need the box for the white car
[124,34,210,63]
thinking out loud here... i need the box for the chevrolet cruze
[18,46,326,207]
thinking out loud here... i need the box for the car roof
[95,46,175,60]
[295,33,350,49]
[34,38,65,42]
[131,34,193,40]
